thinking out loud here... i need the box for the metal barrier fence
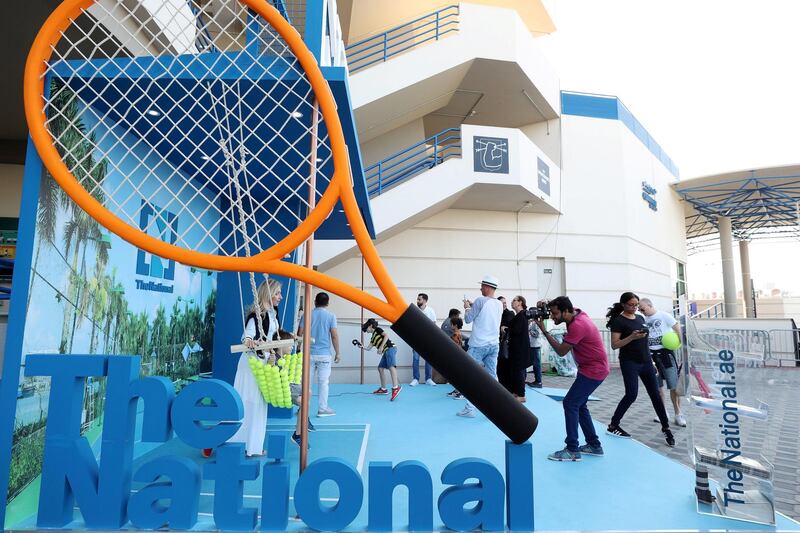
[345,5,459,74]
[689,326,799,367]
[767,329,800,367]
[365,128,462,197]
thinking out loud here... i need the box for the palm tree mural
[41,79,110,354]
[60,208,108,354]
[27,81,80,312]
[87,265,110,354]
[102,268,126,354]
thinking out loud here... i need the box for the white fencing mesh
[41,0,332,258]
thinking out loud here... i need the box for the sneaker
[291,432,309,449]
[547,448,582,462]
[577,444,604,456]
[390,386,402,401]
[373,387,389,395]
[409,379,419,387]
[447,389,459,397]
[425,379,436,386]
[456,407,476,418]
[663,428,676,447]
[674,414,687,427]
[317,407,336,417]
[307,419,316,432]
[607,424,631,438]
[528,382,543,389]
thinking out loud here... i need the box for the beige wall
[341,0,555,44]
[0,164,24,218]
[323,206,680,328]
[360,118,427,167]
[520,119,560,171]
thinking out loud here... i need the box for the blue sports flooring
[12,383,800,531]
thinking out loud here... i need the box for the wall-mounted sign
[537,157,550,195]
[642,181,657,211]
[543,268,553,274]
[136,200,178,293]
[473,136,509,174]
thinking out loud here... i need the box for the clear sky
[537,0,800,296]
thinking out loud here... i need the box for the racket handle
[391,304,539,444]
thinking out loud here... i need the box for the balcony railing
[692,302,725,319]
[345,5,459,74]
[365,128,462,197]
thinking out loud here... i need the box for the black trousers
[611,358,669,429]
[498,356,526,397]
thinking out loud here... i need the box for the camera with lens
[525,301,551,320]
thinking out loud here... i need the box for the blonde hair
[250,278,282,315]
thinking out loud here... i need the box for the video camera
[525,301,551,320]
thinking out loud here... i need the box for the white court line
[356,423,370,474]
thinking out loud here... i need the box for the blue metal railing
[365,128,462,197]
[272,0,290,21]
[345,5,459,74]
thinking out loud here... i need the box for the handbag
[498,330,510,359]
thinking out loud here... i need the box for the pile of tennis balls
[248,352,303,408]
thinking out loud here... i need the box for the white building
[319,1,687,382]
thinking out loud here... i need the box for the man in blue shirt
[298,292,340,416]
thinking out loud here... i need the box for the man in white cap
[458,275,503,417]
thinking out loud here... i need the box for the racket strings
[41,0,335,260]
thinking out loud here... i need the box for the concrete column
[739,240,754,318]
[718,216,739,317]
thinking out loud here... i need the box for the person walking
[297,292,340,417]
[410,293,437,386]
[638,298,686,427]
[606,292,675,447]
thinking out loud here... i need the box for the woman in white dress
[228,278,283,457]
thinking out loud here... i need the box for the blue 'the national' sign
[135,200,177,290]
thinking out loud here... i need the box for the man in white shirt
[638,298,686,427]
[457,275,503,418]
[410,293,437,386]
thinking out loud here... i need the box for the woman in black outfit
[606,292,675,447]
[498,295,531,402]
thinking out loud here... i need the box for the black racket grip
[391,304,538,444]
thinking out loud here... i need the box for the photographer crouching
[533,297,610,462]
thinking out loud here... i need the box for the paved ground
[541,367,800,522]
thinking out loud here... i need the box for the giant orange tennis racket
[25,0,537,443]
